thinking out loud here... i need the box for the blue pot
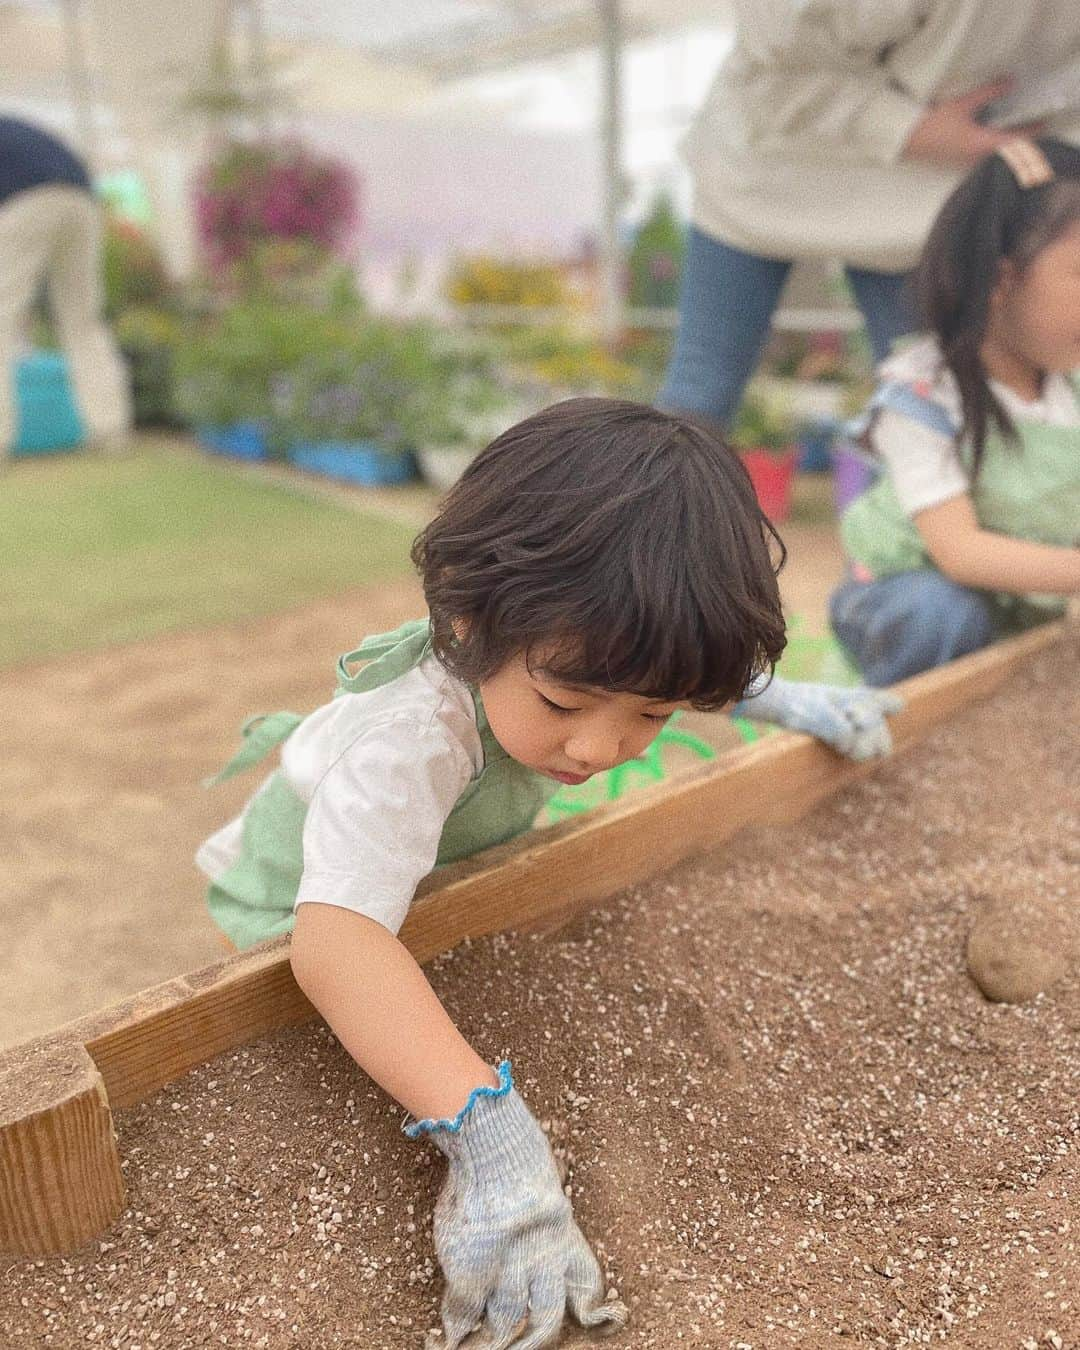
[289,440,417,486]
[197,421,269,460]
[12,350,85,456]
[796,414,842,473]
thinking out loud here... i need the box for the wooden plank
[84,947,312,1111]
[398,618,1065,961]
[0,1042,124,1257]
[0,620,1064,1257]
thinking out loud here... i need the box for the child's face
[993,221,1080,374]
[479,648,691,785]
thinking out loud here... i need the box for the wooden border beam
[0,621,1065,1256]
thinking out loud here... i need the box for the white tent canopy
[2,1,732,323]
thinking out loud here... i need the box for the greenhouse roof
[260,0,729,79]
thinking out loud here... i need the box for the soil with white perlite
[2,637,1078,1349]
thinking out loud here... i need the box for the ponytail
[915,138,1080,477]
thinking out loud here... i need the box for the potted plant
[500,325,644,401]
[114,306,183,428]
[280,318,436,485]
[174,301,354,459]
[194,139,359,287]
[406,339,513,492]
[729,386,799,523]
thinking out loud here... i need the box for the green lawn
[1,441,418,667]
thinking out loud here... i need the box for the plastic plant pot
[197,421,269,461]
[796,414,841,472]
[739,447,799,523]
[12,350,85,455]
[831,439,879,514]
[289,440,417,486]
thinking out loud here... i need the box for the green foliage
[281,322,509,451]
[115,306,184,426]
[101,217,173,318]
[174,299,509,455]
[729,386,797,454]
[498,325,646,397]
[627,192,685,311]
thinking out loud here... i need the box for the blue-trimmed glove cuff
[403,1060,514,1139]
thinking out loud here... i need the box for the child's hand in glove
[407,1062,627,1350]
[734,675,903,761]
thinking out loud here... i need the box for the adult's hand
[902,78,1043,168]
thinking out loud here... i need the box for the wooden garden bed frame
[0,622,1065,1259]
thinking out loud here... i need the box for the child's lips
[547,769,592,785]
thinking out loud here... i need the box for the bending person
[0,116,131,459]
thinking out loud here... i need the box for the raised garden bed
[0,624,1074,1347]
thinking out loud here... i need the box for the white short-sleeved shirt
[869,337,1080,517]
[195,652,484,935]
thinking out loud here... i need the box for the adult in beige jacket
[657,0,1080,426]
[0,116,131,459]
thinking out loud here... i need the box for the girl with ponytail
[830,137,1080,685]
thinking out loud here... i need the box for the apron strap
[204,711,305,786]
[336,618,432,694]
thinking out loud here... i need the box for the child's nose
[565,726,623,769]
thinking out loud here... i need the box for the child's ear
[451,617,469,642]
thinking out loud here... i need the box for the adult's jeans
[657,225,917,426]
[828,570,997,687]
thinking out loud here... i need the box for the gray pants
[0,184,131,454]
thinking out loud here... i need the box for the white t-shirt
[195,652,483,936]
[869,336,1080,516]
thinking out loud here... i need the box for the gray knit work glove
[405,1062,628,1349]
[733,675,903,761]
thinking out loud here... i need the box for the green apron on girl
[205,620,556,950]
[841,394,1080,631]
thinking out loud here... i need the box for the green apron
[841,397,1080,629]
[205,619,556,949]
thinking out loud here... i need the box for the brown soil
[0,577,425,1049]
[2,639,1077,1349]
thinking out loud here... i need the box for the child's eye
[538,692,577,714]
[643,711,673,722]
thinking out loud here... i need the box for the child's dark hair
[411,398,786,710]
[917,136,1080,475]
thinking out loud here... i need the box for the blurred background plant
[498,324,645,399]
[729,384,797,455]
[194,140,359,289]
[173,300,355,450]
[445,254,571,311]
[626,190,684,312]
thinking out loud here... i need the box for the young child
[197,398,899,1350]
[831,137,1080,686]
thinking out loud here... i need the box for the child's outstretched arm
[291,903,627,1350]
[733,678,903,760]
[914,496,1080,597]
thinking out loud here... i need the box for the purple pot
[832,441,878,514]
